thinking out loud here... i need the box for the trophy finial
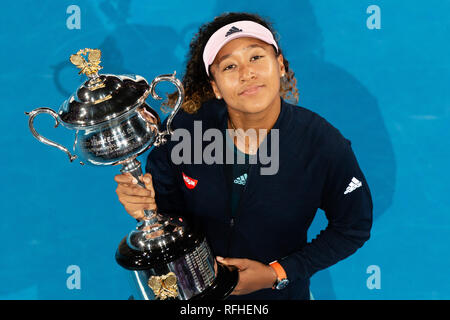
[70,48,103,78]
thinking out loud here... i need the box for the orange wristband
[269,261,287,289]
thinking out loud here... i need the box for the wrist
[269,260,289,290]
[266,264,278,289]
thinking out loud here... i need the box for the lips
[239,85,264,96]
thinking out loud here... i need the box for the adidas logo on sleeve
[344,177,362,195]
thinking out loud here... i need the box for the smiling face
[209,37,285,115]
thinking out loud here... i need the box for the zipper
[232,163,254,222]
[225,162,256,256]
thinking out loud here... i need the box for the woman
[115,12,373,300]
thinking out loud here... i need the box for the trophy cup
[25,48,238,300]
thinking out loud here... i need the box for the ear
[210,79,222,99]
[277,53,285,76]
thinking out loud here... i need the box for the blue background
[1,0,449,299]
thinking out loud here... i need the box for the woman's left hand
[216,256,277,295]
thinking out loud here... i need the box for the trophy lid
[58,48,150,129]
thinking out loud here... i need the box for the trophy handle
[25,107,78,163]
[148,71,184,146]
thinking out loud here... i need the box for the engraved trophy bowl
[25,48,238,300]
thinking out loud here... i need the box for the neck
[226,96,281,155]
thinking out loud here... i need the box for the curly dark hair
[163,12,299,114]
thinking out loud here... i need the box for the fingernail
[132,178,138,184]
[216,256,224,261]
[144,177,150,183]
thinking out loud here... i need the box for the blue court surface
[0,0,448,299]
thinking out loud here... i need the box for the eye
[251,55,264,61]
[223,64,235,71]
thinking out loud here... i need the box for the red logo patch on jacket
[182,172,198,189]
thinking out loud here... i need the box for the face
[209,37,285,114]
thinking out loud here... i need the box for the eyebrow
[215,44,266,65]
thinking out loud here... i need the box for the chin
[237,95,275,114]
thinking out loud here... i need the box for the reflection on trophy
[25,48,238,300]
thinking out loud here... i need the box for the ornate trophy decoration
[25,48,238,300]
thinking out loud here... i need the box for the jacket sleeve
[278,135,373,282]
[145,133,185,217]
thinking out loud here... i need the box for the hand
[114,172,157,220]
[216,256,277,295]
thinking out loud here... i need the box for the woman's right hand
[114,172,157,220]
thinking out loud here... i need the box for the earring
[217,96,221,99]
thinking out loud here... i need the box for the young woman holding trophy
[114,12,373,300]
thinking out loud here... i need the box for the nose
[239,63,256,82]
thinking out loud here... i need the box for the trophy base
[190,263,239,300]
[116,233,239,300]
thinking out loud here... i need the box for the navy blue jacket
[145,97,373,300]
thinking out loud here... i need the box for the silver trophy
[25,48,238,300]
